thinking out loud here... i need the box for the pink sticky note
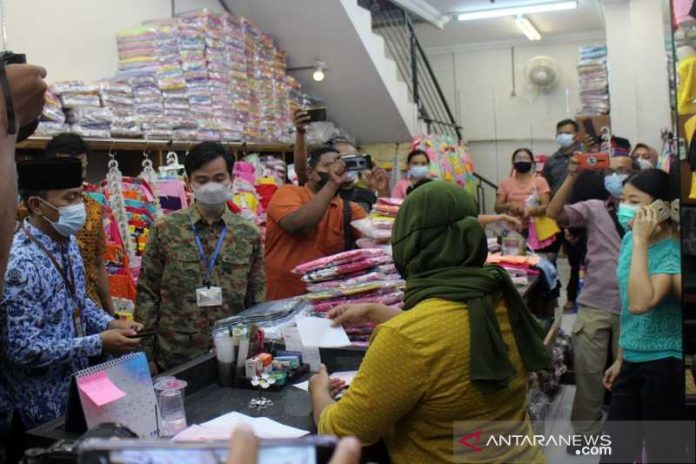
[77,371,126,407]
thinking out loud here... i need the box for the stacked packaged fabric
[292,249,405,343]
[99,81,141,138]
[35,90,68,136]
[351,198,403,252]
[51,81,111,138]
[577,45,609,115]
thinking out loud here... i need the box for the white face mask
[193,182,231,209]
[637,158,655,170]
[556,133,575,149]
[39,199,86,237]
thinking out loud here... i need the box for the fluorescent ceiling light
[457,1,577,21]
[515,15,541,40]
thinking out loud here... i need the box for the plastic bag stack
[35,90,68,136]
[292,249,405,343]
[577,45,609,115]
[51,81,111,138]
[351,198,403,253]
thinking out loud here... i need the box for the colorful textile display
[293,249,405,343]
[577,45,609,115]
[409,135,477,197]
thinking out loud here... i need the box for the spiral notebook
[65,352,158,438]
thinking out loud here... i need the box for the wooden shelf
[17,136,293,154]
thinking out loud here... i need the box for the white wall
[3,0,224,83]
[426,33,605,212]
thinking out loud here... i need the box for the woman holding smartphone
[601,169,682,463]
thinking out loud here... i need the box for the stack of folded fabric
[36,90,68,136]
[292,249,405,344]
[577,45,609,115]
[51,81,111,138]
[351,198,403,252]
[100,81,141,138]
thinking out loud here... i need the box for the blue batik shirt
[0,220,113,429]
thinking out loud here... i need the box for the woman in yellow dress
[309,181,550,463]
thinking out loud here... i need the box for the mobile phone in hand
[307,107,327,123]
[576,153,610,171]
[650,200,671,223]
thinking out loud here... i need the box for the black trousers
[600,357,687,464]
[563,230,587,303]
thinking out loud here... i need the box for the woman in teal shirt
[601,169,683,464]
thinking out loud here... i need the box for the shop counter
[26,347,366,449]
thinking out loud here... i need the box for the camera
[0,51,40,142]
[342,154,373,172]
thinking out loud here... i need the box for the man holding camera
[293,110,390,213]
[265,146,367,300]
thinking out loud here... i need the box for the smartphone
[307,107,327,123]
[576,152,610,171]
[78,436,338,464]
[650,200,671,223]
[342,154,373,172]
[671,199,680,223]
[582,118,599,145]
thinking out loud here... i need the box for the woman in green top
[601,169,683,464]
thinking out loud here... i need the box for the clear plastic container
[155,378,188,437]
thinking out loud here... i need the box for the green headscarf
[392,181,550,390]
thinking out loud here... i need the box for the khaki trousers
[571,304,620,436]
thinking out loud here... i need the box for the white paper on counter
[282,326,321,372]
[293,370,358,392]
[172,411,309,442]
[296,317,351,348]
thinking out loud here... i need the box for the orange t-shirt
[265,185,367,300]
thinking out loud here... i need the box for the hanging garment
[678,54,696,114]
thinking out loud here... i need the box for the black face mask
[316,172,331,189]
[514,161,533,173]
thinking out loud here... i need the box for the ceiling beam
[389,0,450,29]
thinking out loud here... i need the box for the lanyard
[190,217,227,288]
[21,225,85,337]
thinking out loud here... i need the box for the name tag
[196,286,223,307]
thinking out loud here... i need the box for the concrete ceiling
[414,0,605,48]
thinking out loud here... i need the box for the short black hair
[556,119,579,132]
[308,145,339,169]
[19,189,47,213]
[624,168,673,202]
[184,142,234,177]
[407,149,430,166]
[45,133,92,158]
[511,148,534,164]
[406,178,434,196]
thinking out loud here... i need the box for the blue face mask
[617,203,640,231]
[40,199,87,237]
[409,165,429,179]
[603,173,628,198]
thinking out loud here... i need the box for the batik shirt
[0,220,113,428]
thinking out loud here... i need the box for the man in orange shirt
[265,146,367,300]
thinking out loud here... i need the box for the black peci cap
[17,157,83,191]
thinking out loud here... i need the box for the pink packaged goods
[291,249,386,275]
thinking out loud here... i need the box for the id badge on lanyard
[191,217,227,308]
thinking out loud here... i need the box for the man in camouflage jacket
[135,143,266,372]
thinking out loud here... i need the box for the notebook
[66,352,158,438]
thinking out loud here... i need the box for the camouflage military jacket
[134,205,266,371]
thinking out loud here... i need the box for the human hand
[0,64,48,134]
[293,109,311,133]
[501,214,523,232]
[603,360,622,391]
[522,208,533,220]
[363,166,390,196]
[329,377,347,398]
[507,204,524,217]
[108,319,144,332]
[309,364,331,395]
[100,329,141,354]
[568,155,581,177]
[563,228,578,245]
[328,159,348,187]
[577,133,597,150]
[632,206,660,242]
[225,424,361,464]
[328,304,373,328]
